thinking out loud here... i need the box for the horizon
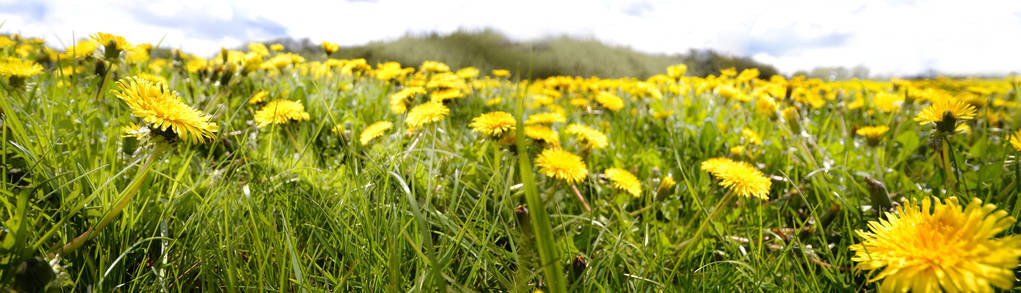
[2,0,1020,76]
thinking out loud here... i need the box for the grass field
[3,33,1021,292]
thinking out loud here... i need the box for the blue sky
[2,0,1020,76]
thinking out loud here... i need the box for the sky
[1,0,1020,76]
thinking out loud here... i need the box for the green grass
[1,45,1021,292]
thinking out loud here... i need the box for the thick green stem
[940,137,957,195]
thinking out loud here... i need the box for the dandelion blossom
[566,124,608,149]
[1010,129,1021,152]
[525,112,566,125]
[405,101,449,128]
[321,41,339,55]
[594,92,624,111]
[700,157,771,200]
[254,100,311,128]
[535,148,588,184]
[857,126,890,147]
[915,98,977,133]
[360,121,393,145]
[604,168,640,197]
[491,69,510,77]
[248,90,269,104]
[470,111,516,137]
[389,87,426,114]
[850,197,1021,293]
[525,126,560,146]
[0,58,44,79]
[112,76,218,143]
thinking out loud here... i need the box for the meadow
[2,32,1021,292]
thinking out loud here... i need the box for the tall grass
[1,36,1020,292]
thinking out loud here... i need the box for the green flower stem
[940,136,958,194]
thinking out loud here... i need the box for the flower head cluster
[604,168,640,197]
[594,92,624,111]
[360,121,393,145]
[535,148,588,184]
[856,125,890,147]
[469,111,516,137]
[405,101,449,128]
[254,100,311,128]
[525,112,566,125]
[566,124,608,149]
[700,157,771,200]
[0,58,44,79]
[112,76,218,143]
[525,126,560,146]
[850,197,1021,293]
[1010,129,1021,152]
[915,98,977,133]
[390,87,426,114]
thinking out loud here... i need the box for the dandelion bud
[865,177,892,214]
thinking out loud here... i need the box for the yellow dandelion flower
[249,90,269,104]
[270,43,284,51]
[405,101,449,128]
[254,100,311,128]
[604,168,640,197]
[360,121,393,145]
[1008,129,1021,152]
[524,125,560,146]
[566,124,608,149]
[594,92,624,111]
[755,96,778,118]
[525,112,566,125]
[850,197,1021,293]
[657,175,676,193]
[90,32,132,59]
[112,76,218,143]
[847,97,866,110]
[492,69,510,77]
[420,60,450,73]
[535,148,588,184]
[389,87,426,114]
[0,58,44,79]
[666,64,687,78]
[856,125,890,147]
[874,92,904,112]
[470,111,516,137]
[700,157,771,200]
[915,98,977,133]
[321,41,339,55]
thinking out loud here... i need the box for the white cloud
[1,0,1019,76]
